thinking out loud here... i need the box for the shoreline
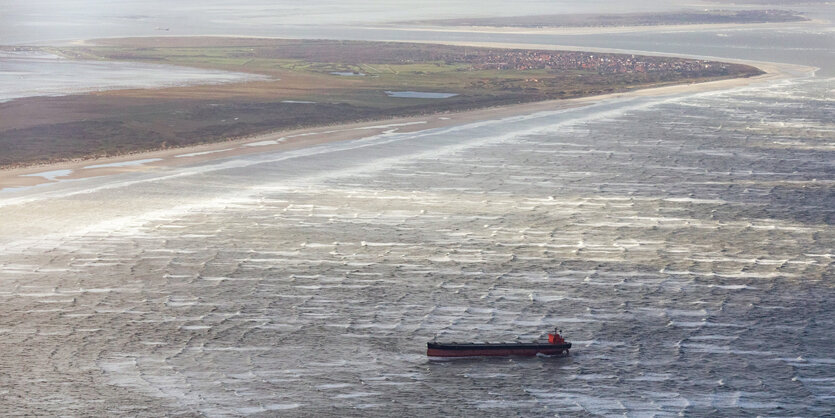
[0,42,816,193]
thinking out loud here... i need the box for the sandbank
[369,18,821,36]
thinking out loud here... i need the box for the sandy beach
[0,42,815,192]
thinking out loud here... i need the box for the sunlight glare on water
[0,76,831,415]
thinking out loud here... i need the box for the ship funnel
[548,328,564,344]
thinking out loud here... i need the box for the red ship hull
[427,342,571,358]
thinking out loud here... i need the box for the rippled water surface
[0,75,832,415]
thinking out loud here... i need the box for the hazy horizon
[0,0,758,44]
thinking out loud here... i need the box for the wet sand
[0,50,268,104]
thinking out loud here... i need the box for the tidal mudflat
[0,50,266,103]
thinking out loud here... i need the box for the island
[0,37,764,168]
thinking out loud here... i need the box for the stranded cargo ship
[427,329,571,357]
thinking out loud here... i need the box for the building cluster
[451,51,725,75]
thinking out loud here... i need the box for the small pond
[384,91,458,99]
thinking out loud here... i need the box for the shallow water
[20,169,73,181]
[385,91,458,98]
[0,0,689,44]
[0,51,266,102]
[0,76,831,416]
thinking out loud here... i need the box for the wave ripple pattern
[0,78,832,416]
